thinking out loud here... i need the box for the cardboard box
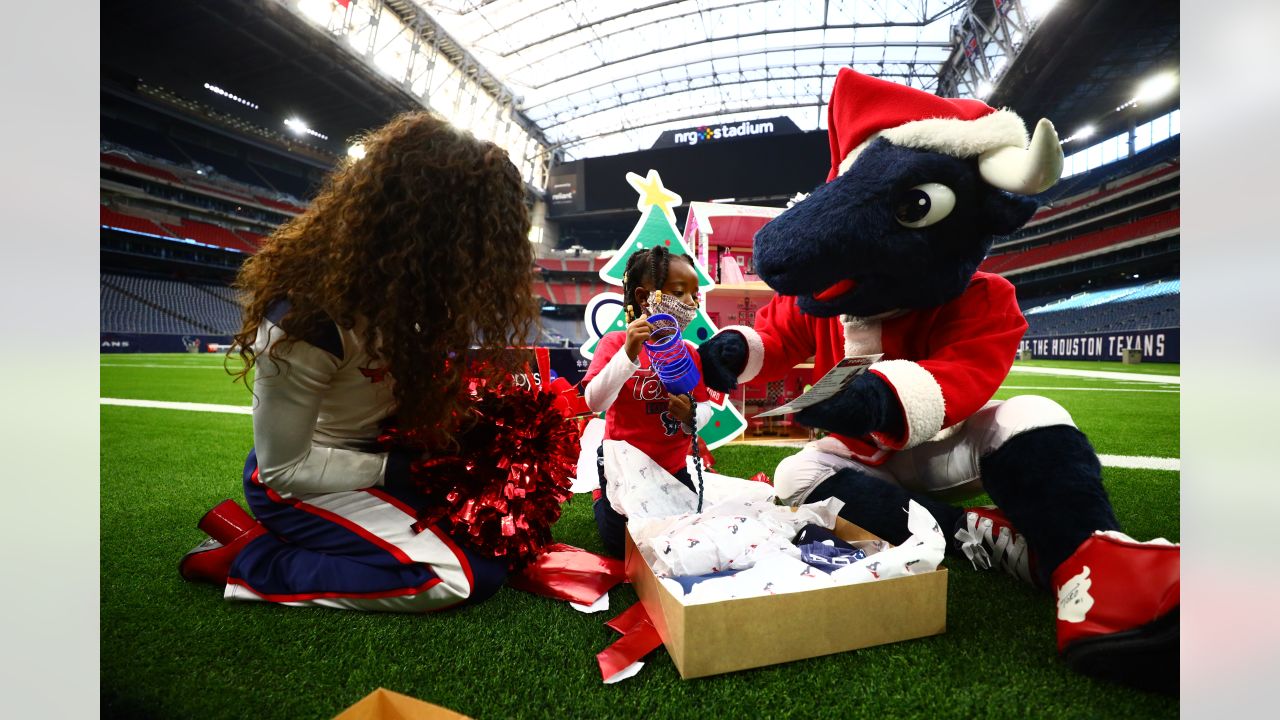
[624,517,947,679]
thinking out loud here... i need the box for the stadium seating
[101,273,243,334]
[1022,279,1179,336]
[101,153,182,184]
[981,209,1178,274]
[162,219,258,254]
[100,206,171,237]
[1036,136,1180,205]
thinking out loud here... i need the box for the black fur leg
[979,425,1120,585]
[806,468,963,548]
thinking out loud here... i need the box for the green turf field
[101,354,1179,719]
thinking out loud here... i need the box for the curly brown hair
[232,111,537,447]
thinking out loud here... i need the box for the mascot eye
[894,183,956,228]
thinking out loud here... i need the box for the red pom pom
[383,376,581,571]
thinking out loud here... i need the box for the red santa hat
[825,68,1062,194]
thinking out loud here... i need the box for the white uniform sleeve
[251,322,388,496]
[694,402,713,431]
[584,348,640,413]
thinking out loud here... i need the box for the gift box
[624,517,947,679]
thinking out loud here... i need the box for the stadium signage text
[1019,328,1179,363]
[652,116,801,149]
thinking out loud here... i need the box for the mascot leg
[804,467,963,548]
[978,396,1179,694]
[776,440,963,549]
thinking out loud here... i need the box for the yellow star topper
[625,169,682,221]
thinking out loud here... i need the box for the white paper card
[753,354,883,417]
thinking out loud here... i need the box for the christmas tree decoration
[581,170,748,449]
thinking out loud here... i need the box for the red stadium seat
[981,209,1179,275]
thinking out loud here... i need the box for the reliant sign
[652,116,801,149]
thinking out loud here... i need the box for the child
[178,112,538,612]
[582,246,711,556]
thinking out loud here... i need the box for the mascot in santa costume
[698,69,1179,693]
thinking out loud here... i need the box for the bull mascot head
[753,69,1063,318]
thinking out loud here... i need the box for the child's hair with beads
[621,246,697,322]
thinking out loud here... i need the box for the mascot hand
[794,373,904,438]
[698,331,749,393]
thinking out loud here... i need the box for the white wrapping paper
[629,497,846,579]
[828,501,947,586]
[657,501,947,605]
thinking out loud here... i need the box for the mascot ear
[982,190,1040,236]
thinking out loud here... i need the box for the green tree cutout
[580,170,749,449]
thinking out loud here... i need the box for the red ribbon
[597,602,662,681]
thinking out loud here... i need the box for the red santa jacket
[723,272,1026,464]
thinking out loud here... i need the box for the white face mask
[647,290,699,330]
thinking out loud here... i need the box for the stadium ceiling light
[284,117,329,141]
[296,0,335,26]
[347,143,367,160]
[1025,0,1060,21]
[203,82,259,110]
[1063,125,1095,144]
[976,80,994,99]
[1134,72,1178,105]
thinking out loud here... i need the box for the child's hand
[624,316,654,361]
[667,393,694,425]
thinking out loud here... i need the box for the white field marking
[998,386,1178,393]
[1008,366,1179,384]
[101,363,230,370]
[100,398,251,414]
[730,440,1179,471]
[103,398,1182,472]
[1096,454,1180,471]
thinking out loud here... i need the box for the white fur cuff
[722,325,765,384]
[870,360,945,449]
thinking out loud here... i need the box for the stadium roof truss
[283,0,556,189]
[281,1,1059,178]
[414,0,1012,160]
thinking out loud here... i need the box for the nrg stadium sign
[652,116,801,149]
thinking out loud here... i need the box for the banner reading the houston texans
[1019,328,1179,363]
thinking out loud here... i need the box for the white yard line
[998,386,1178,393]
[1009,366,1179,384]
[101,363,229,370]
[1096,454,1181,471]
[102,397,1181,471]
[100,398,251,415]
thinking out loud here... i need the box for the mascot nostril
[698,67,1180,694]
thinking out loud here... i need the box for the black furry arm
[698,331,749,392]
[793,372,905,439]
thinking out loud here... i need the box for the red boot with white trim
[180,500,268,585]
[1053,531,1180,694]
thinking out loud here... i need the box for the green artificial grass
[1012,359,1181,376]
[101,356,1180,719]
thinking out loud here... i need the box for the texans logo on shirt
[359,366,389,383]
[659,411,682,436]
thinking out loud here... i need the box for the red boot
[180,500,268,584]
[197,499,263,544]
[179,527,267,585]
[1053,531,1179,694]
